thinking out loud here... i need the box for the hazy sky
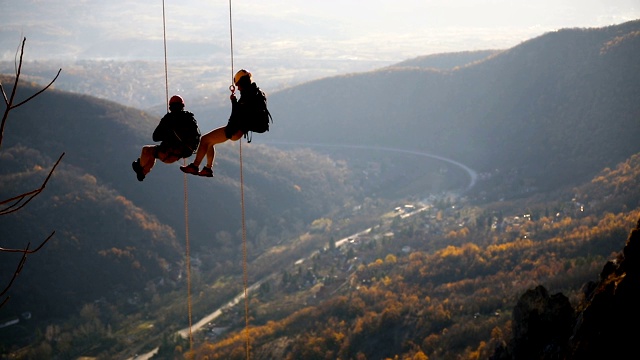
[2,0,638,63]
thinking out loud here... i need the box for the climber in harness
[132,95,201,181]
[180,69,272,177]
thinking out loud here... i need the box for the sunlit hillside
[186,154,640,360]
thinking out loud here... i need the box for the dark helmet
[169,95,185,111]
[169,95,185,106]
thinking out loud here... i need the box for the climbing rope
[162,0,170,113]
[240,138,251,360]
[228,0,236,94]
[228,0,251,358]
[183,181,194,353]
[162,0,194,353]
[160,1,249,357]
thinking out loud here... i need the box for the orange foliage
[190,160,640,360]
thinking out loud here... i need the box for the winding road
[263,141,478,192]
[129,142,477,359]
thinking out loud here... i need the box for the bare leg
[204,140,215,168]
[140,145,157,175]
[192,127,242,168]
[140,145,181,175]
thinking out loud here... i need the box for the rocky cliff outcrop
[492,218,640,359]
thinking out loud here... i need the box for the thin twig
[0,38,25,146]
[0,37,62,147]
[11,68,62,109]
[0,232,54,254]
[0,244,29,300]
[0,36,62,308]
[0,152,65,215]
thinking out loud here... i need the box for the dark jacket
[225,83,269,138]
[153,110,201,157]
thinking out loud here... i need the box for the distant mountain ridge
[264,19,640,193]
[389,49,501,70]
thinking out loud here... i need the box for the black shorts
[224,120,244,139]
[156,142,191,159]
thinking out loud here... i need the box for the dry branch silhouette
[0,37,64,308]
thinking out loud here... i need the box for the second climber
[180,69,271,177]
[132,95,201,181]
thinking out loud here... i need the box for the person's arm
[152,114,170,142]
[228,93,240,121]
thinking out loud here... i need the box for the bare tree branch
[1,36,63,308]
[0,38,24,146]
[0,244,29,307]
[0,37,62,147]
[0,232,54,254]
[11,69,62,109]
[0,152,65,215]
[0,295,9,308]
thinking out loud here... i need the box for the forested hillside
[185,153,640,360]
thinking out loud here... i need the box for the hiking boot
[198,166,214,177]
[132,159,145,181]
[180,163,199,175]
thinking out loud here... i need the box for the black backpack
[172,111,201,157]
[244,88,273,142]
